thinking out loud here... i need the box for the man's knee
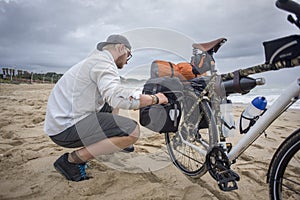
[128,124,140,143]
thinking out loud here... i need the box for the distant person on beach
[44,34,168,181]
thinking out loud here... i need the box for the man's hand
[139,93,169,108]
[155,93,168,104]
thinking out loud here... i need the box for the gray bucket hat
[97,34,132,51]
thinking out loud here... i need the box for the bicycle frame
[227,78,300,162]
[178,77,300,162]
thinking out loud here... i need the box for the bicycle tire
[165,91,218,177]
[268,128,300,200]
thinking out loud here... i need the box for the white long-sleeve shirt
[44,49,141,136]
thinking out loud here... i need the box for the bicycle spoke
[282,180,300,193]
[170,132,206,172]
[283,176,300,186]
[282,176,300,196]
[175,145,204,167]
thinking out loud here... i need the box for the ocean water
[121,78,300,110]
[228,85,300,110]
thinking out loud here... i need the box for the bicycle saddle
[192,38,227,53]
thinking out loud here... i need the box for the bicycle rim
[165,94,217,177]
[269,128,300,200]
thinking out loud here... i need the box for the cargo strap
[168,62,174,77]
[233,70,248,94]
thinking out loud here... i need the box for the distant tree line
[1,68,63,84]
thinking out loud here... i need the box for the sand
[0,83,299,200]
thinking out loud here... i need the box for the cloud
[0,0,299,81]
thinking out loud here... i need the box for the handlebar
[276,0,300,17]
[221,56,300,81]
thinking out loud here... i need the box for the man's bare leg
[68,125,140,163]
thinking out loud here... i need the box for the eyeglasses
[125,47,132,61]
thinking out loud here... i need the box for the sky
[0,0,299,85]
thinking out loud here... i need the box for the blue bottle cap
[252,96,267,110]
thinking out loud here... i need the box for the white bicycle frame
[227,78,300,162]
[180,78,300,162]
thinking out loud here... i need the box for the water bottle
[240,96,267,134]
[221,100,236,137]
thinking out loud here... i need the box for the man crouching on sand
[44,34,168,181]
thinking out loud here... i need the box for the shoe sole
[54,162,72,181]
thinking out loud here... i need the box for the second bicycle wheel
[165,91,218,178]
[268,128,300,200]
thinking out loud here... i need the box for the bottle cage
[239,109,267,134]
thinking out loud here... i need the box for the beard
[115,54,127,69]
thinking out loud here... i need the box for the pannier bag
[263,35,300,64]
[139,77,184,133]
[150,60,208,81]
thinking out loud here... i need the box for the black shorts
[50,112,138,148]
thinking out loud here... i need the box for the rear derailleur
[206,146,240,191]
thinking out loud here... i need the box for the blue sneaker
[54,153,89,182]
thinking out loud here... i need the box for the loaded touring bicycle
[139,0,300,199]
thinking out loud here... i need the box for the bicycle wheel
[268,128,300,200]
[165,91,218,177]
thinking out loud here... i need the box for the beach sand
[0,83,299,200]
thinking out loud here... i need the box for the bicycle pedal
[216,169,240,191]
[206,146,240,192]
